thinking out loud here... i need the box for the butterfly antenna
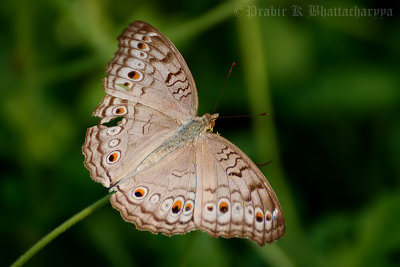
[212,62,236,113]
[219,113,269,119]
[256,159,273,167]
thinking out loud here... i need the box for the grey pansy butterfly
[82,20,285,245]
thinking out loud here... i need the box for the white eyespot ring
[106,150,121,164]
[232,202,244,217]
[132,186,148,200]
[265,210,273,222]
[273,208,279,220]
[130,49,147,59]
[265,210,273,231]
[106,126,121,136]
[161,198,173,212]
[183,200,194,215]
[254,207,264,224]
[149,194,161,205]
[108,139,120,148]
[204,203,216,213]
[126,58,145,69]
[134,33,152,43]
[244,205,254,224]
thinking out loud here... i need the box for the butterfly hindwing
[194,133,285,245]
[110,144,197,235]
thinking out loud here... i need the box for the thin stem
[11,195,110,267]
[166,0,248,45]
[251,242,296,267]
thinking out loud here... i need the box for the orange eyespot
[132,186,148,200]
[134,188,145,198]
[128,71,140,80]
[265,213,272,221]
[115,107,126,114]
[184,203,192,211]
[171,200,182,214]
[107,151,121,164]
[123,82,130,87]
[256,211,263,223]
[137,42,147,50]
[142,35,150,41]
[219,201,229,213]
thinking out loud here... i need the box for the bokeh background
[2,0,399,266]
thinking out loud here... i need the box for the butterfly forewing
[83,20,200,187]
[82,20,285,246]
[104,20,198,122]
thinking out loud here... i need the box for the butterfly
[82,20,285,245]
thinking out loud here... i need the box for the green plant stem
[166,0,248,45]
[236,4,300,233]
[11,195,110,267]
[236,4,313,264]
[251,242,296,267]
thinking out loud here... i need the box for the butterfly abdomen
[135,118,205,172]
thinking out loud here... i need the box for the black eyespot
[172,205,179,213]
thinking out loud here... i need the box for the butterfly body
[83,21,285,245]
[121,113,218,179]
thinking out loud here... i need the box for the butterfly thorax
[175,113,219,141]
[134,113,219,173]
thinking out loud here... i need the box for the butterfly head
[202,113,219,132]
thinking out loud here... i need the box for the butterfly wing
[83,20,285,245]
[83,21,199,187]
[83,96,180,187]
[194,133,286,245]
[110,143,197,235]
[105,20,198,121]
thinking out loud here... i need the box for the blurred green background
[1,0,399,266]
